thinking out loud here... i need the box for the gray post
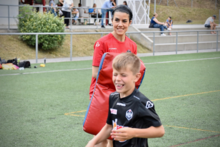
[217,31,218,51]
[219,9,220,25]
[154,0,156,13]
[215,0,217,9]
[197,31,199,53]
[70,34,73,61]
[35,34,38,63]
[176,32,178,54]
[8,5,10,31]
[167,0,169,6]
[128,33,130,38]
[153,32,155,56]
[191,0,193,8]
[101,33,103,37]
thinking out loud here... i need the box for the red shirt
[89,33,137,99]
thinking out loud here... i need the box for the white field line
[0,57,220,77]
[0,68,91,76]
[144,57,220,65]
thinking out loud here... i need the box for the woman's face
[112,12,131,37]
[123,2,125,5]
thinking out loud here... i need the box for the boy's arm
[111,125,165,141]
[86,123,112,147]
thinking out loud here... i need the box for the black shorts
[205,24,210,28]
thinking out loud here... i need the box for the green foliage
[18,6,66,50]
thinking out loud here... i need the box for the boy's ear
[134,73,141,82]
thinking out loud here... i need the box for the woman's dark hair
[112,5,133,21]
[123,1,128,6]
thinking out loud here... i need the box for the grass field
[0,52,220,147]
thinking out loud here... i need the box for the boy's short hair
[112,53,140,74]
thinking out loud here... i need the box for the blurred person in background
[204,15,218,34]
[150,13,167,36]
[91,3,102,25]
[166,16,173,35]
[101,0,117,28]
[49,0,57,16]
[123,1,128,6]
[59,0,74,29]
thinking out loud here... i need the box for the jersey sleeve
[92,41,105,67]
[138,100,162,127]
[106,95,112,125]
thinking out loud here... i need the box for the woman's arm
[153,18,164,25]
[86,124,112,147]
[92,66,99,79]
[111,125,165,141]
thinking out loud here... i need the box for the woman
[150,13,167,36]
[59,0,74,29]
[166,16,173,35]
[89,5,137,147]
[49,0,57,16]
[90,3,102,24]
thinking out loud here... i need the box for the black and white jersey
[107,88,162,147]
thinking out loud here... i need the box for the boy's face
[112,66,141,98]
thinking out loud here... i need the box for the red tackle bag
[83,52,146,137]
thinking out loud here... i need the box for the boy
[86,53,165,147]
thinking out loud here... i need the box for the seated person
[72,7,79,25]
[166,16,173,35]
[90,3,102,24]
[204,15,218,34]
[150,13,167,36]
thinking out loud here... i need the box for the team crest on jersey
[95,42,100,47]
[125,109,133,121]
[146,101,154,109]
[110,108,117,115]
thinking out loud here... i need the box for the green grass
[0,52,220,147]
[150,4,220,24]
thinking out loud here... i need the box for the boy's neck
[119,87,136,99]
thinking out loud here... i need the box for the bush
[18,6,66,50]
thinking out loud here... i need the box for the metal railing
[150,30,219,55]
[0,4,114,30]
[0,30,219,63]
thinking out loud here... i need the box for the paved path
[28,49,219,64]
